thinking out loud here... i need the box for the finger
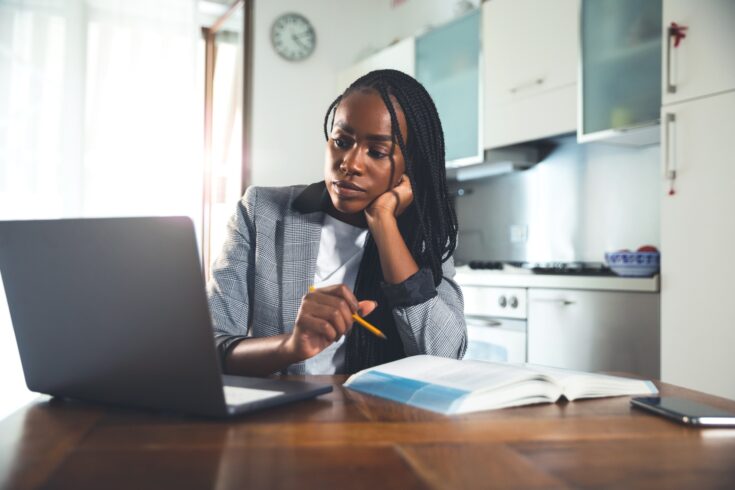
[398,175,413,199]
[308,288,356,326]
[395,176,414,213]
[357,300,378,317]
[307,288,352,321]
[316,284,359,313]
[304,301,350,337]
[398,173,413,191]
[301,313,340,343]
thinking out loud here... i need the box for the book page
[346,355,547,392]
[525,364,658,400]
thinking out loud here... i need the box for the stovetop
[466,260,615,276]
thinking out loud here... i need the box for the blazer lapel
[280,210,323,330]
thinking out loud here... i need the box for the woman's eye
[333,138,348,149]
[368,149,388,159]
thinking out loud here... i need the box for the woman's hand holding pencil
[283,284,384,362]
[309,286,387,340]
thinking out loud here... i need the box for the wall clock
[270,13,316,62]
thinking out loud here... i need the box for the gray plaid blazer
[206,183,467,374]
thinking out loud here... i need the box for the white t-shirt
[303,214,369,374]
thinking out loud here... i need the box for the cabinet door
[483,0,578,149]
[528,289,660,378]
[660,91,735,399]
[579,0,662,145]
[662,0,735,106]
[416,10,481,165]
[336,37,415,93]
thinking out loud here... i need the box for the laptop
[0,216,332,417]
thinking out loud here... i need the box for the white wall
[250,0,480,187]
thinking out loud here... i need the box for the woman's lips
[332,180,365,198]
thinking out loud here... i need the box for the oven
[461,286,527,363]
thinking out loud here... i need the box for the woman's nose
[341,146,364,175]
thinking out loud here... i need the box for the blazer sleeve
[382,256,467,359]
[206,186,257,365]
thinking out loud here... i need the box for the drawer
[462,286,527,319]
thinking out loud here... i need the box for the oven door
[463,316,527,363]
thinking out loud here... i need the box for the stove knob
[509,296,519,308]
[498,295,507,308]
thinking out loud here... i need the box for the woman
[207,69,466,376]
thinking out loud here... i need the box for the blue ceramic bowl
[604,251,660,277]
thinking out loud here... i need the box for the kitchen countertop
[454,265,660,292]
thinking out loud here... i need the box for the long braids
[322,69,458,372]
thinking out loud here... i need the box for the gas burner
[467,260,529,270]
[528,262,614,276]
[467,261,615,276]
[467,261,503,270]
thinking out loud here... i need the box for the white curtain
[0,0,202,420]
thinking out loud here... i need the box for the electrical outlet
[509,224,528,244]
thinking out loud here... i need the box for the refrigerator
[660,0,735,399]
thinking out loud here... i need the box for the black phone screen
[631,396,735,426]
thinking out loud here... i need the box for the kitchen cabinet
[462,285,528,363]
[528,288,660,378]
[578,0,662,145]
[662,0,735,105]
[336,37,415,93]
[660,90,735,399]
[482,0,578,149]
[415,9,481,165]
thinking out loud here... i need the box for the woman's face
[324,89,408,218]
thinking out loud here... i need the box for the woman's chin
[329,193,367,216]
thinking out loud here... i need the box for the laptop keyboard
[223,385,285,406]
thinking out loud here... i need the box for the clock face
[270,13,316,62]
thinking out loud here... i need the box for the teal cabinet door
[580,0,662,145]
[416,10,481,164]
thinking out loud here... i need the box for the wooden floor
[1,376,735,489]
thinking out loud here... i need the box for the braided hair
[322,69,459,373]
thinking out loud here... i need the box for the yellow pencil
[309,286,387,340]
[351,313,387,340]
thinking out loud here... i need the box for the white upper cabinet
[662,0,735,106]
[336,37,415,94]
[482,0,579,149]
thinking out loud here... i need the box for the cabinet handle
[663,112,677,195]
[666,22,688,94]
[510,77,544,94]
[531,299,575,306]
[466,317,503,327]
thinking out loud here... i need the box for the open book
[344,355,658,415]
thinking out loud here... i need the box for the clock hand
[291,34,308,50]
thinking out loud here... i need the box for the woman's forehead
[334,90,407,138]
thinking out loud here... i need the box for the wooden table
[1,376,735,489]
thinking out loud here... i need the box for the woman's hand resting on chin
[364,174,414,223]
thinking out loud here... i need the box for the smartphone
[631,396,735,427]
